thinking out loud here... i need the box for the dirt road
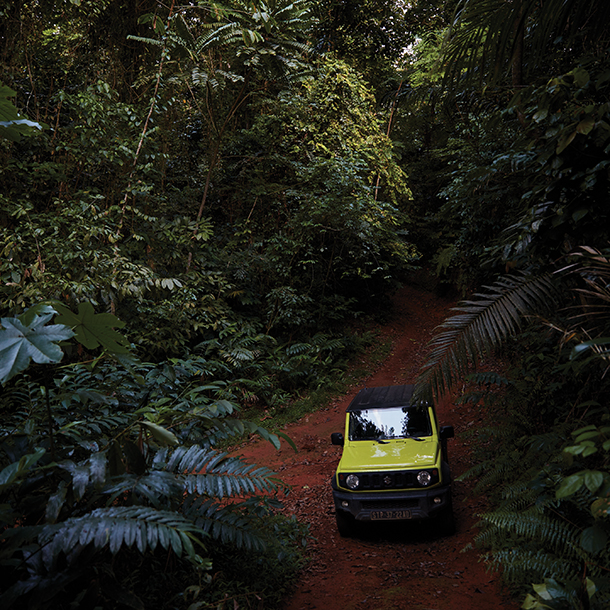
[235,283,519,610]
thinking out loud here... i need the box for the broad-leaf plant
[0,302,294,609]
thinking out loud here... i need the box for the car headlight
[417,470,432,486]
[346,474,360,489]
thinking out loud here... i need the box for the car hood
[338,438,439,472]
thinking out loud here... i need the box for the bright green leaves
[53,301,130,353]
[556,471,607,498]
[0,302,130,384]
[140,421,179,447]
[0,308,75,384]
[523,578,597,610]
[557,425,610,527]
[0,84,44,141]
[228,55,415,327]
[563,424,610,459]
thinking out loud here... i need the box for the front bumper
[331,477,451,521]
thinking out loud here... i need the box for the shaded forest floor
[234,283,520,610]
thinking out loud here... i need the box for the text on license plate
[370,509,411,520]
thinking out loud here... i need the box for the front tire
[437,502,456,537]
[335,510,356,537]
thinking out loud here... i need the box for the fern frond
[443,0,609,88]
[285,342,311,356]
[221,346,259,365]
[39,507,202,563]
[103,471,182,506]
[498,483,544,507]
[126,35,164,47]
[492,548,579,584]
[477,510,580,556]
[161,446,282,498]
[184,497,269,551]
[416,272,559,401]
[57,413,130,441]
[0,379,33,414]
[461,453,520,492]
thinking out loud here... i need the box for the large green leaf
[53,301,130,353]
[0,448,46,493]
[0,312,75,384]
[0,84,44,141]
[140,421,179,446]
[580,524,608,554]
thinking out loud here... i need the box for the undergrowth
[458,328,610,609]
[240,329,393,433]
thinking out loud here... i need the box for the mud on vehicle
[330,384,455,537]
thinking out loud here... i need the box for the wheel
[335,510,356,537]
[437,502,456,537]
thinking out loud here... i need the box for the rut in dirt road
[234,284,519,610]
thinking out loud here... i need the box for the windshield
[348,406,432,441]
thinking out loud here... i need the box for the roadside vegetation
[1,1,609,608]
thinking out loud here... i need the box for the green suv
[330,384,455,537]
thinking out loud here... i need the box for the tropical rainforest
[1,1,610,608]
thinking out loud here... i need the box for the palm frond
[415,272,558,401]
[443,0,610,87]
[563,247,610,333]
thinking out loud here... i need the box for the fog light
[433,496,442,504]
[346,474,360,489]
[417,470,432,486]
[342,501,349,508]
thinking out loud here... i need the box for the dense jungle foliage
[1,0,610,608]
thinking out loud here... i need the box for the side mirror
[440,425,454,440]
[331,432,344,446]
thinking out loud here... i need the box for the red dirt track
[234,283,519,610]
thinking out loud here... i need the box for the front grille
[338,469,440,491]
[358,469,440,490]
[359,471,419,489]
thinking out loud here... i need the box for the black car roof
[346,385,418,412]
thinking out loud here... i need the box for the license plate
[370,509,411,520]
